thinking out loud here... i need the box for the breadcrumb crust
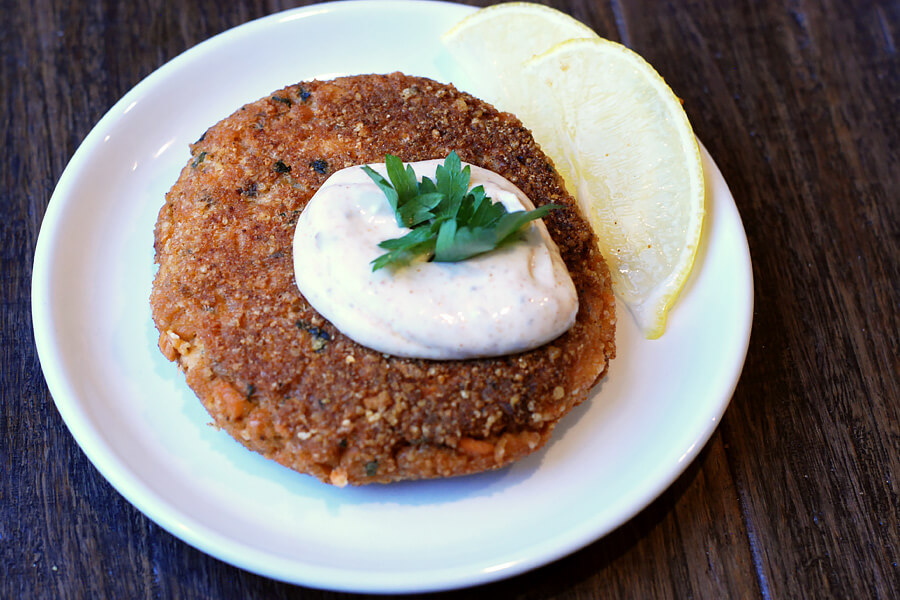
[151,73,615,485]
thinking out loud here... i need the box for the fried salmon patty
[151,73,616,486]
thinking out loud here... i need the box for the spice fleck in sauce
[292,160,578,359]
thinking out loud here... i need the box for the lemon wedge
[521,39,704,338]
[440,2,597,110]
[442,7,704,338]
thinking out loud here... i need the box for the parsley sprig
[361,152,560,270]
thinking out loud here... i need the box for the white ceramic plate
[32,1,753,594]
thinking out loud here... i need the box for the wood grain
[2,0,897,597]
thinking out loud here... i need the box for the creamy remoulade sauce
[292,160,578,360]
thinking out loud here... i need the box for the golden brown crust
[151,73,615,485]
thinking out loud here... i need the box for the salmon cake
[151,72,615,486]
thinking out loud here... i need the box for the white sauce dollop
[292,160,578,360]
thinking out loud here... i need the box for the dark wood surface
[3,0,897,597]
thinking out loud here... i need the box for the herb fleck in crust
[151,73,616,486]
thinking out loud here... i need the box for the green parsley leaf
[372,224,439,270]
[361,165,400,221]
[362,152,561,270]
[398,192,443,228]
[385,154,417,206]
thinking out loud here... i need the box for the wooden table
[3,0,897,597]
